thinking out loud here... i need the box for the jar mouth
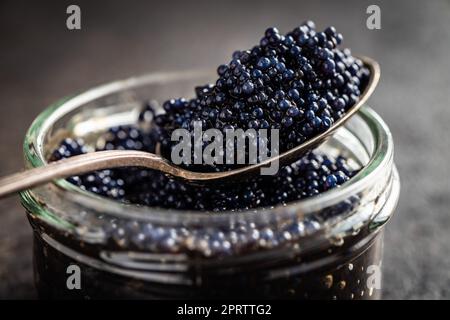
[20,71,394,227]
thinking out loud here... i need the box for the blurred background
[0,0,449,299]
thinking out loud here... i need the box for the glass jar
[20,71,400,300]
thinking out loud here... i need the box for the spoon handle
[0,150,169,199]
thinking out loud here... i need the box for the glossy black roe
[49,21,364,211]
[142,21,369,173]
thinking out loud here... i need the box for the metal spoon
[0,56,379,199]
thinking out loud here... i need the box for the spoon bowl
[170,55,380,183]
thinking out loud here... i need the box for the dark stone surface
[0,0,449,299]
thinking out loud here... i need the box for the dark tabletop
[1,0,449,299]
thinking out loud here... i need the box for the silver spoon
[0,56,379,199]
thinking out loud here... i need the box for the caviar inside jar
[30,105,396,300]
[40,112,372,299]
[40,126,374,299]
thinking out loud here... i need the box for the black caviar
[49,21,365,211]
[146,21,369,172]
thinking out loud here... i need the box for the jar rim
[19,71,394,227]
